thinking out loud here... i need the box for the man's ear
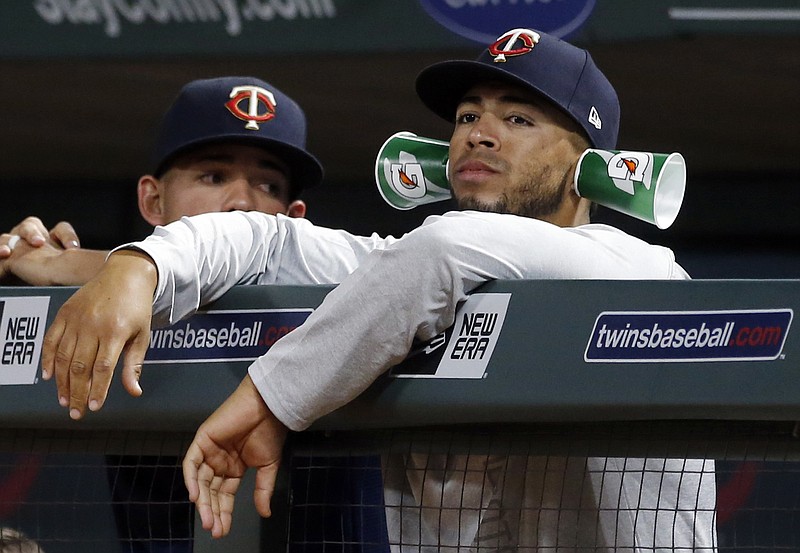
[286,199,307,219]
[137,175,167,227]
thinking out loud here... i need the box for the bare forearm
[44,248,110,286]
[2,245,110,287]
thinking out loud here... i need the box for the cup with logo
[573,149,686,229]
[374,131,452,210]
[375,133,686,230]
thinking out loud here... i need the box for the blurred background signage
[2,0,797,58]
[418,0,596,42]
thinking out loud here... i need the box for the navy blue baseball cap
[151,76,323,189]
[416,28,619,150]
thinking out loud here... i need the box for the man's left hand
[183,375,288,538]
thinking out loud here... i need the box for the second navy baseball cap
[151,76,323,189]
[416,28,620,150]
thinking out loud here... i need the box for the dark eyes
[197,173,286,197]
[509,115,532,126]
[455,113,533,126]
[256,183,283,196]
[455,112,478,124]
[199,172,224,185]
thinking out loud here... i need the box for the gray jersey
[127,209,715,551]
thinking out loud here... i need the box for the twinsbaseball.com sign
[145,308,313,364]
[585,309,793,363]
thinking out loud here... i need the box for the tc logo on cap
[489,28,540,63]
[225,85,277,130]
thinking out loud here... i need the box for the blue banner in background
[419,0,596,43]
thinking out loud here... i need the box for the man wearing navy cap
[0,76,321,285]
[39,30,717,549]
[0,76,334,553]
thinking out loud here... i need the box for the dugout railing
[0,281,798,551]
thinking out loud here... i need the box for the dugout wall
[0,281,798,551]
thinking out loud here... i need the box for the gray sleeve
[113,211,395,327]
[249,211,686,431]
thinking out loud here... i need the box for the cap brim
[154,134,324,190]
[416,60,566,125]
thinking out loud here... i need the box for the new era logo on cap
[588,106,602,130]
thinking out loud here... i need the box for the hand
[41,249,158,419]
[0,216,80,258]
[183,375,287,538]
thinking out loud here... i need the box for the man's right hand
[0,216,80,257]
[42,249,159,420]
[0,216,95,286]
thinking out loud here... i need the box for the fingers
[217,476,241,536]
[42,307,127,420]
[66,336,102,420]
[0,234,21,258]
[61,332,125,420]
[10,217,49,248]
[188,463,277,538]
[182,442,203,503]
[119,331,151,398]
[84,337,130,415]
[209,474,226,537]
[254,465,279,519]
[0,218,79,258]
[0,216,51,258]
[183,453,240,538]
[120,362,144,398]
[41,317,66,388]
[42,316,82,411]
[50,221,80,249]
[194,463,217,532]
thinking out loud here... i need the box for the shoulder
[574,223,690,280]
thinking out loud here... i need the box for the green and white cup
[574,149,686,229]
[375,133,687,230]
[375,131,452,210]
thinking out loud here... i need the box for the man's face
[154,143,300,224]
[448,82,586,221]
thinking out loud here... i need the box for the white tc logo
[606,151,654,195]
[226,86,277,130]
[488,28,540,63]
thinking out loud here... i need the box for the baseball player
[40,29,716,550]
[0,76,316,286]
[0,76,331,553]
